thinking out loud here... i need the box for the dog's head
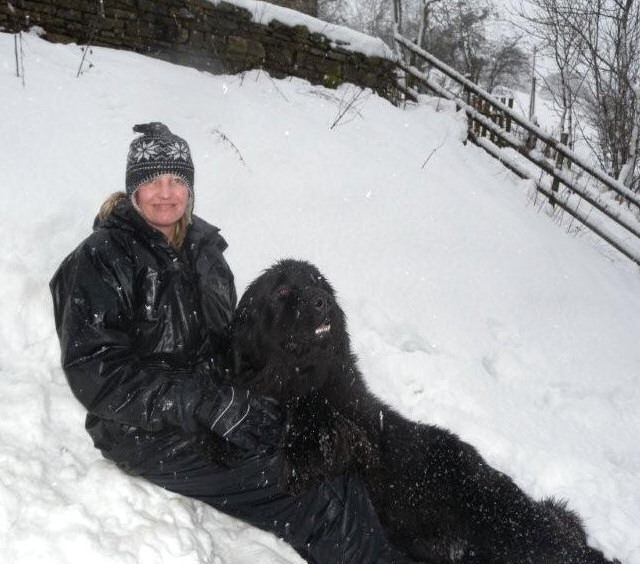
[230,259,349,398]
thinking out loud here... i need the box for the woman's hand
[196,386,282,453]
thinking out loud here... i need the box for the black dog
[230,259,619,564]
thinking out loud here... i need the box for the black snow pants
[103,431,416,564]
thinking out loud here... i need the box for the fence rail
[393,32,640,266]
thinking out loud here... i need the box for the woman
[50,123,414,563]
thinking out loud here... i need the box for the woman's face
[135,174,190,241]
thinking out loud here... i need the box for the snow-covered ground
[1,31,639,564]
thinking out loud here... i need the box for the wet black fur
[230,259,619,564]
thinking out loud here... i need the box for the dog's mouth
[315,319,331,338]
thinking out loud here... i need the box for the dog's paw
[278,417,335,493]
[277,399,377,494]
[278,443,327,494]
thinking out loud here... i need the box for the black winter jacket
[50,199,237,461]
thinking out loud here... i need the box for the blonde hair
[98,191,191,250]
[98,191,128,221]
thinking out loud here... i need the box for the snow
[1,31,640,564]
[207,0,394,59]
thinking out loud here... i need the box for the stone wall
[0,0,399,101]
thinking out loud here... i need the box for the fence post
[550,131,569,207]
[489,101,496,144]
[463,85,470,138]
[496,98,506,147]
[506,98,513,134]
[480,99,488,138]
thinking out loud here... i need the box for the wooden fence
[393,32,640,266]
[467,94,514,148]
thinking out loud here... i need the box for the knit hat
[125,122,195,197]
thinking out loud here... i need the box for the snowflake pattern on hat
[130,140,160,163]
[167,141,190,161]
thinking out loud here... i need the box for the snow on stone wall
[0,0,399,100]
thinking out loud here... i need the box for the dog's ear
[231,295,273,373]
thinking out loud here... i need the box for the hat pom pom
[133,122,173,137]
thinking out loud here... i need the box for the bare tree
[575,0,640,188]
[412,0,528,89]
[517,0,640,191]
[319,0,529,97]
[433,0,493,82]
[619,82,640,188]
[515,0,586,145]
[415,0,444,50]
[483,35,530,91]
[320,0,395,41]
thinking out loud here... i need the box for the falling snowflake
[130,140,159,162]
[167,141,190,161]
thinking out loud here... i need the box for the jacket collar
[187,215,227,253]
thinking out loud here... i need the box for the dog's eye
[276,286,291,298]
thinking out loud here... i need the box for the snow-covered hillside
[1,31,639,564]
